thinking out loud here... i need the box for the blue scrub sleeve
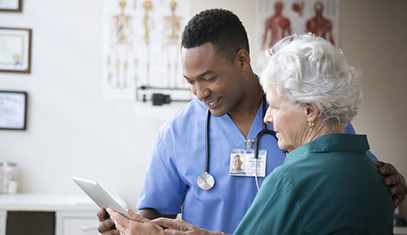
[137,133,186,215]
[344,123,377,161]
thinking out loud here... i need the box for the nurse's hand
[154,217,224,235]
[374,161,407,207]
[107,208,165,235]
[97,208,119,235]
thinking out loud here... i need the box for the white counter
[0,193,127,235]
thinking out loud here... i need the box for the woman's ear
[305,103,319,122]
[235,49,251,71]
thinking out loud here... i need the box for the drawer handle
[79,225,98,231]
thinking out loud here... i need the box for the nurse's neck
[229,84,263,138]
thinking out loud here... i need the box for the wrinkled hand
[98,208,119,235]
[153,218,221,235]
[107,208,165,235]
[374,161,407,207]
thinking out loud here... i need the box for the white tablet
[72,177,127,216]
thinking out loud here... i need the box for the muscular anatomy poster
[256,0,339,68]
[104,0,191,101]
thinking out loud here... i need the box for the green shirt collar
[286,133,370,162]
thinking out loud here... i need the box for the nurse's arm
[138,208,177,220]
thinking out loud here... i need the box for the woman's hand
[153,217,223,235]
[107,208,165,235]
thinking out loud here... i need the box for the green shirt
[234,134,393,235]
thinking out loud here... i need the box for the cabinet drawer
[62,217,100,235]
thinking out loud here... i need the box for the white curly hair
[260,33,363,128]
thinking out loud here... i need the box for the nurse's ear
[235,49,251,71]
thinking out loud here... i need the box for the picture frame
[0,0,22,12]
[0,27,32,73]
[0,91,28,130]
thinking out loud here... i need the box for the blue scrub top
[137,98,376,234]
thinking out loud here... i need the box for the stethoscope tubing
[254,99,278,159]
[205,109,211,173]
[198,96,279,191]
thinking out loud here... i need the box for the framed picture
[0,27,32,73]
[0,91,28,130]
[0,0,22,12]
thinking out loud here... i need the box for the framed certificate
[0,27,32,73]
[0,0,22,12]
[0,91,28,130]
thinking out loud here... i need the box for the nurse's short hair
[181,8,250,62]
[260,34,363,128]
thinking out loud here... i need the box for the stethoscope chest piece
[197,172,215,190]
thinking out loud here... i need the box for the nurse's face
[181,43,247,117]
[263,86,308,152]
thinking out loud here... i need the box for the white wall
[0,0,164,210]
[341,0,407,216]
[0,0,406,216]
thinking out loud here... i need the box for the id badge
[229,149,267,177]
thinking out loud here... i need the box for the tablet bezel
[72,177,127,216]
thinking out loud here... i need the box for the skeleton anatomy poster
[104,0,191,101]
[256,0,339,68]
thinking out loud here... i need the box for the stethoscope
[197,96,279,191]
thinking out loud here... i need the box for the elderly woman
[106,34,394,234]
[232,33,394,234]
